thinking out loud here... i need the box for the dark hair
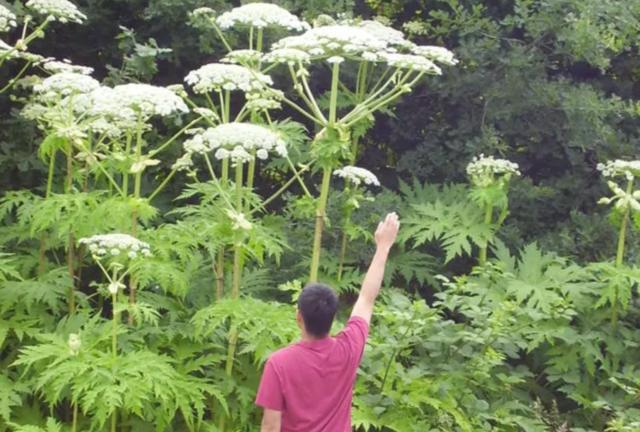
[297,283,338,337]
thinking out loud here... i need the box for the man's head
[296,283,338,338]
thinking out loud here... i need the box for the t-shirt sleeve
[255,358,285,411]
[336,316,370,365]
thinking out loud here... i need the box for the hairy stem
[232,163,244,298]
[479,202,494,266]
[310,168,333,282]
[329,62,340,125]
[215,163,229,299]
[612,179,634,328]
[65,143,76,314]
[129,121,144,321]
[72,402,78,432]
[38,151,57,275]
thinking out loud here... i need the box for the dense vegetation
[1,0,640,431]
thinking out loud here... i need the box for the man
[256,212,400,432]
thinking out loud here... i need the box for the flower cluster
[245,88,284,112]
[33,72,100,99]
[412,45,459,66]
[171,152,194,172]
[381,53,442,74]
[262,48,310,65]
[272,25,388,60]
[79,233,151,260]
[357,20,413,50]
[76,84,188,128]
[226,209,252,231]
[182,122,287,165]
[597,160,640,181]
[466,154,521,187]
[598,181,640,212]
[185,63,273,95]
[68,333,81,355]
[222,49,262,65]
[0,4,17,32]
[270,20,458,70]
[216,3,309,32]
[43,59,94,75]
[333,166,380,187]
[26,0,86,24]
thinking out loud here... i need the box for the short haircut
[297,283,338,337]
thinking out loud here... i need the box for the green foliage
[1,0,640,431]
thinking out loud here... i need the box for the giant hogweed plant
[188,3,458,282]
[402,154,520,265]
[592,160,640,327]
[12,234,226,432]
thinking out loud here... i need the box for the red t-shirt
[255,316,369,432]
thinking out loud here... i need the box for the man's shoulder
[267,343,300,365]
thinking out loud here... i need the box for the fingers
[384,212,399,224]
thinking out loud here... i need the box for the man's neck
[300,332,327,343]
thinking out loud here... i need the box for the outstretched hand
[374,212,400,252]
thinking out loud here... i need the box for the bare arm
[351,213,400,324]
[261,408,282,432]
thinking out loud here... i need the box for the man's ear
[296,310,304,330]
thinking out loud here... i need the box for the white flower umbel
[597,160,640,181]
[262,48,310,65]
[599,181,640,212]
[0,5,17,32]
[216,3,309,32]
[43,59,94,75]
[185,63,273,94]
[107,281,125,295]
[26,0,86,24]
[381,52,442,74]
[171,152,194,172]
[245,88,284,112]
[68,333,81,355]
[226,209,252,231]
[333,166,380,187]
[357,20,413,51]
[222,49,262,65]
[466,154,521,187]
[412,45,459,66]
[33,72,100,98]
[191,7,216,19]
[78,84,188,126]
[272,25,389,60]
[79,233,152,259]
[183,122,287,164]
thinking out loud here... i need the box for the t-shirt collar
[297,336,333,350]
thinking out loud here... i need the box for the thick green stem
[310,168,333,282]
[479,203,494,266]
[224,90,231,123]
[72,402,78,432]
[216,165,229,299]
[65,144,76,314]
[329,62,341,125]
[122,133,132,196]
[129,122,143,319]
[612,179,634,328]
[232,163,244,298]
[112,291,118,358]
[337,230,349,282]
[615,179,634,268]
[38,151,57,275]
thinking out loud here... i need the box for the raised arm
[351,213,400,324]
